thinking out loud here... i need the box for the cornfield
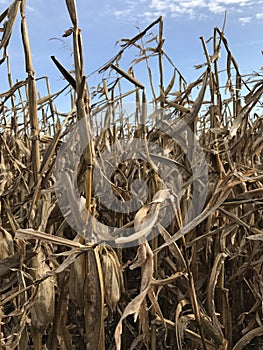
[0,1,263,349]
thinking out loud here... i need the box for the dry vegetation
[0,0,263,349]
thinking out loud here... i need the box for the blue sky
[0,0,262,111]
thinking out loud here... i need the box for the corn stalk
[65,1,104,349]
[20,0,40,183]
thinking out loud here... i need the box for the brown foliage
[0,1,263,349]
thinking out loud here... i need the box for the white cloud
[218,0,250,4]
[26,6,35,12]
[114,9,132,17]
[112,0,262,23]
[180,0,207,8]
[150,0,167,11]
[139,11,163,21]
[256,13,263,19]
[207,3,225,13]
[239,16,252,24]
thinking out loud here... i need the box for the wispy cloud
[112,0,262,24]
[217,0,251,4]
[113,8,132,17]
[207,3,225,13]
[239,16,252,25]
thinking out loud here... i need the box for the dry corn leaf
[84,247,105,350]
[65,0,78,26]
[99,245,124,312]
[30,246,55,333]
[115,189,171,244]
[175,299,190,350]
[232,327,263,350]
[115,240,153,350]
[0,227,14,259]
[0,0,20,50]
[51,55,76,90]
[69,244,86,310]
[207,253,227,344]
[111,64,145,89]
[15,228,92,249]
